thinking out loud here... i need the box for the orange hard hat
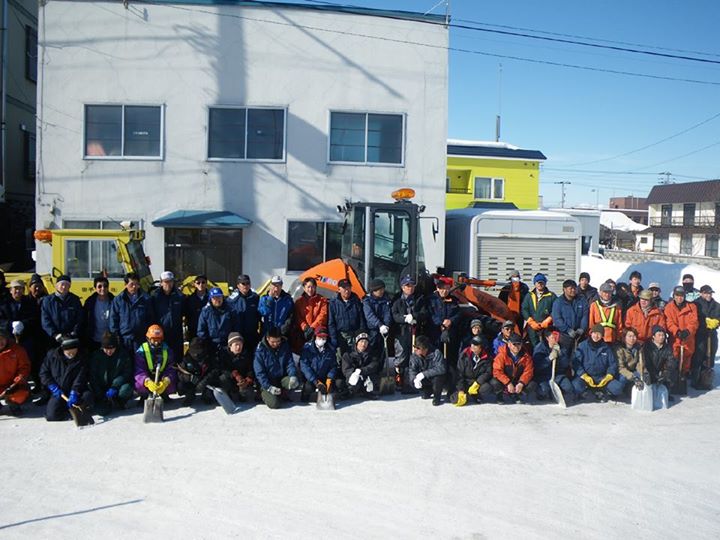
[146,324,164,340]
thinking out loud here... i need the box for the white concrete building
[36,1,448,284]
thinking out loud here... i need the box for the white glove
[404,314,414,324]
[413,372,425,389]
[348,368,361,386]
[268,385,282,396]
[379,325,389,336]
[364,378,374,393]
[287,376,299,390]
[11,321,24,334]
[549,347,559,361]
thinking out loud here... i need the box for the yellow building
[446,140,546,210]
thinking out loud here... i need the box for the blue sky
[272,0,720,207]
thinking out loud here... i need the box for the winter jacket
[573,339,618,381]
[455,345,492,391]
[694,296,720,339]
[40,347,89,394]
[408,348,446,381]
[493,346,534,386]
[491,333,508,357]
[0,341,31,391]
[41,292,83,339]
[109,290,155,344]
[521,289,556,327]
[615,344,640,381]
[664,300,700,362]
[498,281,529,316]
[258,291,294,337]
[184,291,209,339]
[533,341,571,382]
[219,347,254,381]
[551,294,589,334]
[291,293,328,353]
[133,341,177,393]
[82,292,114,344]
[624,304,666,343]
[253,337,296,390]
[0,294,38,338]
[363,292,392,336]
[577,285,599,304]
[328,293,366,348]
[227,290,260,346]
[151,288,185,345]
[341,348,381,381]
[197,301,239,348]
[88,347,133,397]
[428,293,461,343]
[392,293,430,340]
[588,299,623,343]
[641,340,677,386]
[300,341,338,382]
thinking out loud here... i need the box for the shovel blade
[208,385,239,415]
[549,380,566,408]
[631,384,654,412]
[316,392,336,410]
[69,405,94,427]
[378,376,396,396]
[143,396,164,423]
[653,384,669,410]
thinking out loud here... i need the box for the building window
[208,107,285,160]
[24,131,35,180]
[329,112,403,164]
[660,204,672,226]
[683,204,696,227]
[63,220,132,230]
[64,239,125,279]
[653,233,668,253]
[25,26,37,83]
[84,105,163,158]
[715,203,720,227]
[474,177,504,200]
[706,235,719,258]
[287,221,343,272]
[680,234,693,255]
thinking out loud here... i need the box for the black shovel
[62,393,94,427]
[378,336,395,395]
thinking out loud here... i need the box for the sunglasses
[195,281,207,285]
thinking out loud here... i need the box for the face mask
[683,283,694,292]
[511,277,520,283]
[315,338,327,348]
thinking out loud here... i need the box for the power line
[630,140,720,171]
[135,1,720,87]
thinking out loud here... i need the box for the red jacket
[493,346,534,386]
[624,304,666,343]
[291,293,328,353]
[0,341,31,405]
[664,300,699,372]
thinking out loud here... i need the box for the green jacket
[521,289,557,325]
[88,347,133,397]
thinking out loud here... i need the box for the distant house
[446,140,546,210]
[638,180,720,257]
[608,196,648,225]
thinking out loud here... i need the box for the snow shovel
[549,356,566,408]
[379,336,395,395]
[61,394,94,427]
[316,387,336,410]
[696,336,715,390]
[674,344,688,395]
[206,385,240,415]
[653,383,669,410]
[631,353,653,412]
[143,364,164,423]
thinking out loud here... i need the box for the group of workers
[0,266,717,420]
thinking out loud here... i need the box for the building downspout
[0,0,8,202]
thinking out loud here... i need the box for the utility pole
[496,63,502,142]
[554,181,570,208]
[658,171,673,184]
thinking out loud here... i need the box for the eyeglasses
[96,284,108,289]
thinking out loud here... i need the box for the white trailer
[445,209,582,294]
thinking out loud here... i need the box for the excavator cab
[295,189,428,299]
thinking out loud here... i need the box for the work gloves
[632,376,644,391]
[706,318,719,330]
[379,325,389,336]
[315,380,327,394]
[404,314,416,325]
[549,346,560,361]
[413,372,425,389]
[11,321,23,335]
[677,329,690,341]
[54,334,63,344]
[348,369,361,387]
[468,381,480,395]
[106,387,118,399]
[48,383,62,399]
[364,378,374,393]
[527,318,541,331]
[267,385,282,396]
[303,326,314,341]
[286,376,300,390]
[568,328,584,339]
[66,390,79,408]
[454,390,467,407]
[156,377,171,395]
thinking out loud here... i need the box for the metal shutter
[476,237,577,294]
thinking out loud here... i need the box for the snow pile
[600,211,648,232]
[581,256,720,295]
[2,380,719,538]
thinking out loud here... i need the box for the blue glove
[66,390,79,408]
[48,383,62,399]
[106,387,118,399]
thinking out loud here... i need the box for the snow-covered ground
[2,374,719,539]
